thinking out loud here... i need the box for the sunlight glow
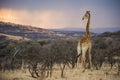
[0,9,68,29]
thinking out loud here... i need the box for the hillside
[0,33,30,41]
[0,21,85,40]
[0,21,58,40]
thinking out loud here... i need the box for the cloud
[0,8,119,30]
[0,8,72,29]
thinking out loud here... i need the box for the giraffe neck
[85,14,90,38]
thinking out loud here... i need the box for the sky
[0,0,120,32]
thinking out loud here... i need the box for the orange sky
[0,8,70,29]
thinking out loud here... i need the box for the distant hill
[53,27,120,33]
[0,21,85,40]
[0,21,56,39]
[0,33,30,41]
[98,30,120,37]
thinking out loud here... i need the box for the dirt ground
[0,64,120,80]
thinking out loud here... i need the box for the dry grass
[0,64,119,80]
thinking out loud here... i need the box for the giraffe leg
[77,43,82,68]
[82,56,86,72]
[88,44,93,71]
[81,47,87,72]
[81,56,84,71]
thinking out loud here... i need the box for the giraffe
[77,11,92,72]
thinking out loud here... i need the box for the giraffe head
[82,11,90,20]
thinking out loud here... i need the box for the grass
[0,64,120,80]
